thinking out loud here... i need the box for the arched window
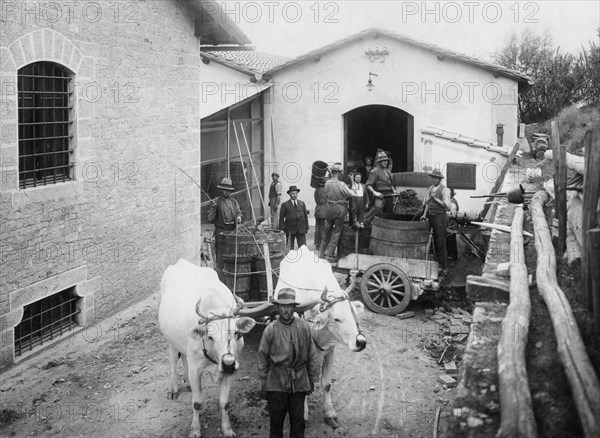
[18,62,73,189]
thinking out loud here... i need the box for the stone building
[0,0,247,369]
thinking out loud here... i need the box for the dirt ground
[0,267,472,438]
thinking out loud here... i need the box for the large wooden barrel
[252,252,284,301]
[222,255,252,301]
[221,230,260,260]
[338,225,371,257]
[369,214,430,260]
[310,161,329,189]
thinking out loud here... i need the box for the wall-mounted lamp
[366,72,378,91]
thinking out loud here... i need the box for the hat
[375,151,389,163]
[428,169,444,179]
[287,185,300,194]
[330,163,342,173]
[217,177,235,191]
[273,288,299,305]
[364,157,373,164]
[271,172,279,177]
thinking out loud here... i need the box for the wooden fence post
[582,129,600,315]
[588,229,600,335]
[552,121,567,254]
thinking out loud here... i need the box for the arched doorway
[343,105,414,175]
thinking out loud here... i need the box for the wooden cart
[333,215,440,315]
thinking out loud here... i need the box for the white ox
[274,245,366,429]
[158,259,256,438]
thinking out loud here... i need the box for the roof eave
[265,28,533,88]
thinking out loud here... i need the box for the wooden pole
[588,229,600,335]
[582,130,600,313]
[233,123,257,226]
[239,121,267,210]
[496,206,536,438]
[531,190,600,437]
[270,117,279,173]
[552,121,567,254]
[480,142,521,219]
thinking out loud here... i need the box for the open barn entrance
[344,105,413,178]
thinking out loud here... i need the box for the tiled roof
[265,28,533,90]
[201,51,291,76]
[421,126,523,158]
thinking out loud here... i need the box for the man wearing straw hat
[420,169,451,275]
[279,185,309,251]
[208,177,242,279]
[258,288,320,438]
[362,149,397,227]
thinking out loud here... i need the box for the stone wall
[0,0,202,368]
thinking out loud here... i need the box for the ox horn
[320,287,329,302]
[195,299,208,323]
[233,294,245,315]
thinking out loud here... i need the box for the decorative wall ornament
[364,47,389,63]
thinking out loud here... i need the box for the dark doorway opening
[344,105,414,178]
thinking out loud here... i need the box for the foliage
[493,29,599,124]
[573,28,600,106]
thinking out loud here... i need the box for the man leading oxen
[158,259,256,438]
[274,245,366,429]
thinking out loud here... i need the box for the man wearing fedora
[279,186,309,250]
[362,149,397,227]
[268,172,283,229]
[421,169,451,275]
[258,288,320,438]
[207,177,242,279]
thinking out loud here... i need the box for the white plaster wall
[265,34,519,213]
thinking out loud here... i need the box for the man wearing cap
[279,186,309,250]
[420,169,451,274]
[362,149,397,226]
[207,177,242,279]
[320,164,357,262]
[269,172,283,228]
[258,288,320,438]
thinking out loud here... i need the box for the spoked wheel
[360,263,412,315]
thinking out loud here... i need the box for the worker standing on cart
[420,169,451,275]
[320,164,357,263]
[363,150,397,227]
[207,177,242,280]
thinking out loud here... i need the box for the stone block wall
[0,0,202,368]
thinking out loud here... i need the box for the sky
[220,1,600,61]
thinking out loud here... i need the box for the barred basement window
[18,61,74,189]
[14,287,80,357]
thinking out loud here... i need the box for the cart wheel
[360,263,412,315]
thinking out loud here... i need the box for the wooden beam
[552,121,567,254]
[497,207,536,438]
[582,130,600,313]
[531,190,600,437]
[480,142,521,219]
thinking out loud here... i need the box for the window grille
[14,287,80,357]
[18,62,73,189]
